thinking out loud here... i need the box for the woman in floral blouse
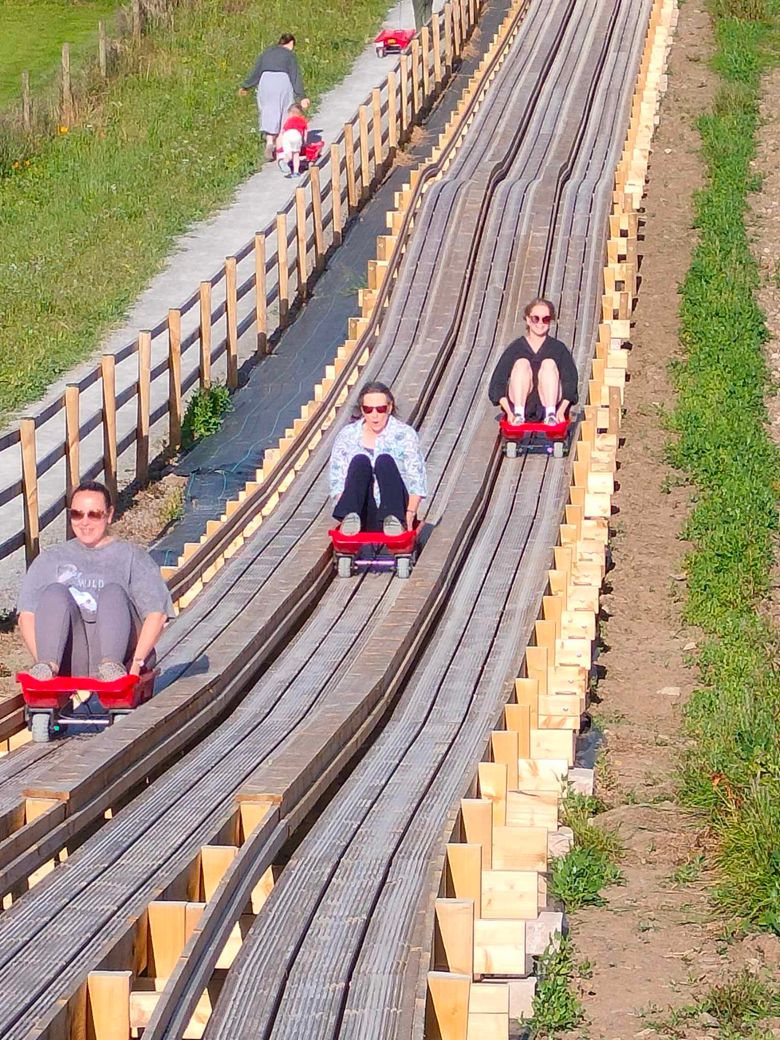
[330,382,427,535]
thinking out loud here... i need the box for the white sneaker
[383,514,404,536]
[340,513,362,536]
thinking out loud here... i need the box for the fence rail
[0,0,477,567]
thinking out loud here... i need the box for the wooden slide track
[0,0,674,1036]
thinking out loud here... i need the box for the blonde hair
[287,102,305,117]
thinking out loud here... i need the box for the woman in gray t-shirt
[17,480,174,682]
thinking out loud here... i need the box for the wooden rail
[0,0,472,572]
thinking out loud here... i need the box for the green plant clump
[668,0,780,928]
[550,791,624,910]
[0,0,388,419]
[524,937,583,1038]
[181,382,231,448]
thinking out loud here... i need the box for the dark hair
[278,33,296,46]
[353,381,397,420]
[69,480,114,512]
[523,297,557,321]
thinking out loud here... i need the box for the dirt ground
[560,6,780,1039]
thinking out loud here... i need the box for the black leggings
[333,454,409,531]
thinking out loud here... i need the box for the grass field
[670,0,780,929]
[0,0,119,108]
[0,0,387,420]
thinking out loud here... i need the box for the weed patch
[549,792,624,911]
[669,0,780,928]
[523,937,584,1038]
[181,382,231,448]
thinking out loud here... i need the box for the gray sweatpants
[35,583,143,676]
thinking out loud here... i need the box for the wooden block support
[426,971,470,1040]
[446,843,482,917]
[86,970,132,1040]
[434,899,474,976]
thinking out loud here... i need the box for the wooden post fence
[254,233,268,355]
[98,21,108,79]
[295,187,308,300]
[310,166,325,271]
[331,143,343,246]
[388,70,398,152]
[358,105,370,198]
[20,419,39,564]
[64,384,80,535]
[372,88,383,178]
[225,257,238,389]
[60,44,73,128]
[101,354,118,501]
[400,54,410,139]
[344,124,358,212]
[277,213,290,326]
[168,309,182,451]
[21,71,31,132]
[136,331,151,484]
[199,282,212,389]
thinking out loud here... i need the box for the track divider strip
[165,0,532,612]
[423,1,677,1035]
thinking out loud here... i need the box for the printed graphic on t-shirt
[57,563,100,615]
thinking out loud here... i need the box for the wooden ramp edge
[424,0,678,1034]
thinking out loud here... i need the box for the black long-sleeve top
[488,335,579,406]
[242,45,305,98]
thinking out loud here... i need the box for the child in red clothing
[276,103,309,177]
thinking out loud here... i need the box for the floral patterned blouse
[329,414,428,502]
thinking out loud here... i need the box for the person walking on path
[239,33,310,161]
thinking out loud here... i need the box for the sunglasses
[361,404,389,414]
[528,314,552,325]
[69,509,108,521]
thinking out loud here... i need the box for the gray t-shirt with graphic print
[17,540,175,623]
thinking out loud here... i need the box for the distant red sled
[499,416,574,458]
[328,524,419,579]
[374,29,416,57]
[17,670,156,742]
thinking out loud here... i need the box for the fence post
[421,26,431,103]
[199,282,212,388]
[132,0,142,40]
[372,88,383,177]
[344,123,358,213]
[330,143,343,246]
[444,3,453,73]
[64,384,80,535]
[310,165,325,271]
[411,39,421,122]
[452,0,462,58]
[21,71,31,132]
[358,105,370,198]
[225,257,238,389]
[98,21,108,78]
[400,55,409,140]
[432,13,443,87]
[20,419,39,565]
[388,70,398,152]
[136,331,151,485]
[295,188,308,300]
[101,354,118,500]
[254,233,267,355]
[168,309,182,451]
[277,212,290,326]
[60,43,73,128]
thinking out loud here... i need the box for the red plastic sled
[328,525,418,579]
[499,416,573,458]
[374,29,416,57]
[277,139,324,173]
[17,670,156,742]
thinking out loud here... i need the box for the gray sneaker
[29,661,54,681]
[97,660,127,683]
[340,513,362,536]
[383,514,404,536]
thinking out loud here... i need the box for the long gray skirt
[256,71,294,136]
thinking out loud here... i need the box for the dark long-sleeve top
[488,335,579,406]
[241,45,305,98]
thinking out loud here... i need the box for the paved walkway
[0,0,420,607]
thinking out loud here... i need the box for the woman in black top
[239,33,310,160]
[488,298,578,425]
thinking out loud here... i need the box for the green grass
[0,0,120,108]
[523,937,584,1038]
[639,969,780,1039]
[549,792,624,911]
[0,0,388,420]
[668,0,780,929]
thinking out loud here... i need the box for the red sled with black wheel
[16,670,157,743]
[374,28,416,57]
[499,416,576,459]
[328,525,418,579]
